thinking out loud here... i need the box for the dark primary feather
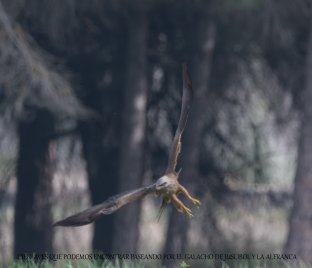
[53,184,156,227]
[166,63,193,174]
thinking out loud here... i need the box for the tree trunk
[112,10,148,254]
[74,12,126,253]
[163,15,216,262]
[78,71,120,253]
[80,119,118,253]
[14,110,54,257]
[284,21,312,264]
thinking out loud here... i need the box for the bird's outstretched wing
[54,184,156,227]
[166,63,193,174]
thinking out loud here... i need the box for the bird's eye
[158,182,167,187]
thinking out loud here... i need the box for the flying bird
[54,63,201,227]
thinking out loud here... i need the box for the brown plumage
[54,63,200,227]
[54,186,156,226]
[166,63,193,174]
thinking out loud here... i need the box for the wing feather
[166,63,193,174]
[53,184,156,227]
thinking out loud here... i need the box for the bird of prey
[54,63,201,227]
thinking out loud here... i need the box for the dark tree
[14,110,55,256]
[113,2,148,253]
[0,1,88,257]
[285,19,312,264]
[80,116,118,253]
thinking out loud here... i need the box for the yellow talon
[191,198,201,206]
[185,210,193,218]
[184,207,193,218]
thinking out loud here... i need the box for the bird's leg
[171,195,183,213]
[171,194,193,218]
[178,185,201,206]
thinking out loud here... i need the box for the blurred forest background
[0,0,312,266]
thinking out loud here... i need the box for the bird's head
[155,175,170,191]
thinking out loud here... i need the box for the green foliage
[8,259,148,268]
[6,259,312,268]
